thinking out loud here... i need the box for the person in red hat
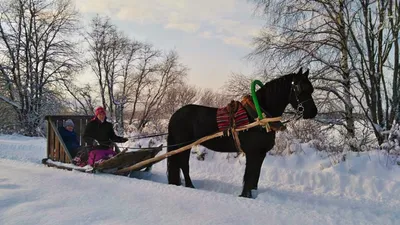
[82,106,128,166]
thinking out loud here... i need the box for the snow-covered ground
[0,134,399,225]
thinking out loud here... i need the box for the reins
[114,116,282,174]
[115,138,200,150]
[112,75,314,174]
[130,132,168,139]
[116,77,309,150]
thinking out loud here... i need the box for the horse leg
[251,151,267,190]
[180,150,195,188]
[239,153,258,198]
[167,135,181,186]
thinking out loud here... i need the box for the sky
[73,0,265,90]
[1,134,399,225]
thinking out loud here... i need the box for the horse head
[288,68,318,119]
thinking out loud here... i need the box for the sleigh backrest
[45,115,93,163]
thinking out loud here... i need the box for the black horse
[167,68,317,198]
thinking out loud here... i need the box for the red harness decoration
[216,102,249,131]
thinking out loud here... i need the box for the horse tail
[167,134,181,185]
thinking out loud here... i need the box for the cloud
[165,23,200,33]
[74,0,262,48]
[206,19,260,48]
[200,31,213,39]
[222,36,251,48]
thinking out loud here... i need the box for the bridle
[283,80,313,123]
[244,76,314,125]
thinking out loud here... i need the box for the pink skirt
[87,149,116,166]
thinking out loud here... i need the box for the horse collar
[241,95,286,132]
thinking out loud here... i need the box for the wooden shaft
[114,117,281,174]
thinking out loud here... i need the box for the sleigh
[42,112,283,178]
[41,115,162,176]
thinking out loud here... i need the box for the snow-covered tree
[0,0,81,135]
[249,0,400,146]
[381,123,400,156]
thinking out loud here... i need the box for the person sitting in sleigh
[82,106,128,166]
[58,119,80,158]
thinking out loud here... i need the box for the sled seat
[45,115,104,163]
[44,115,162,175]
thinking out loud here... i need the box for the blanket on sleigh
[73,148,116,167]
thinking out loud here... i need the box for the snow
[1,134,399,225]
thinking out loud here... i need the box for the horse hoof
[186,184,195,188]
[239,192,253,198]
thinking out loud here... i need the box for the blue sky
[74,0,265,90]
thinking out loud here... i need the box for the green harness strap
[251,80,264,120]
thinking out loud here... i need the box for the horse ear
[304,69,309,78]
[297,67,303,75]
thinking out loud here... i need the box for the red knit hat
[95,107,106,116]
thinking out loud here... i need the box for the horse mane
[256,73,295,116]
[259,73,294,96]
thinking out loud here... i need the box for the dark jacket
[58,127,80,153]
[83,117,125,150]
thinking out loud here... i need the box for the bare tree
[85,17,189,132]
[136,50,188,130]
[62,81,97,115]
[249,0,399,146]
[347,0,400,143]
[115,40,142,133]
[223,72,257,99]
[197,88,228,108]
[86,15,128,119]
[127,43,160,125]
[0,0,81,135]
[250,1,356,143]
[0,83,16,131]
[160,82,198,117]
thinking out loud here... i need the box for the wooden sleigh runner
[42,115,162,175]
